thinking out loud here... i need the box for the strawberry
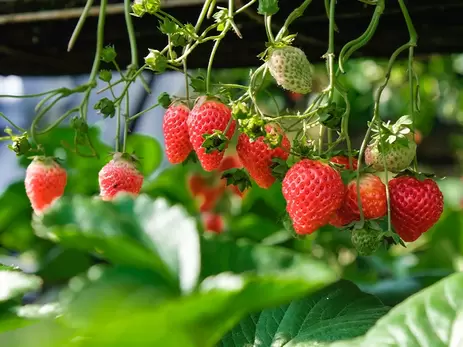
[202,212,224,233]
[25,157,67,214]
[330,156,358,170]
[188,174,207,196]
[267,46,313,94]
[365,141,416,173]
[197,185,225,212]
[329,199,357,228]
[351,228,382,256]
[188,97,236,172]
[389,176,444,242]
[365,115,417,173]
[98,153,144,201]
[282,160,344,234]
[237,125,290,189]
[163,102,192,164]
[345,174,387,220]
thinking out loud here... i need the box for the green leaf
[0,182,34,251]
[37,247,93,282]
[0,270,42,303]
[0,302,34,334]
[60,265,175,329]
[159,17,177,35]
[82,237,333,346]
[331,272,463,347]
[219,280,389,347]
[190,75,207,94]
[125,134,163,176]
[142,165,196,215]
[34,194,200,293]
[200,237,334,281]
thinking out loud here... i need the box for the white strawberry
[267,46,312,94]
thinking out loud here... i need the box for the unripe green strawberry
[267,46,312,94]
[365,115,417,173]
[351,228,382,256]
[365,140,416,173]
[25,157,67,215]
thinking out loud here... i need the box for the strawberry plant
[0,0,462,346]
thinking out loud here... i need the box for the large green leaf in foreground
[28,194,337,347]
[219,280,389,347]
[34,194,200,293]
[332,272,463,347]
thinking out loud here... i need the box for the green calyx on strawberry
[158,92,172,109]
[201,130,229,154]
[238,116,266,141]
[144,49,168,73]
[221,168,252,193]
[365,115,417,173]
[270,157,290,181]
[266,45,313,94]
[231,102,250,121]
[351,226,384,256]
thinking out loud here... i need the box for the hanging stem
[68,0,94,52]
[265,15,275,43]
[206,24,231,94]
[0,113,26,132]
[116,105,121,152]
[355,42,412,226]
[87,0,107,84]
[123,92,130,153]
[324,0,336,102]
[397,0,418,170]
[124,0,138,69]
[275,0,313,41]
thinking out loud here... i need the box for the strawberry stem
[398,0,419,171]
[275,0,313,41]
[0,112,26,133]
[67,0,94,52]
[124,0,138,69]
[123,92,130,153]
[264,15,275,44]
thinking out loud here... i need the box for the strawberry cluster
[163,97,445,254]
[25,153,145,215]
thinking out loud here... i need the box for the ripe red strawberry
[98,153,144,201]
[163,102,192,164]
[389,176,444,242]
[330,156,358,170]
[25,157,67,214]
[188,174,207,196]
[188,97,236,171]
[282,160,344,234]
[329,197,357,227]
[345,174,387,220]
[202,212,224,233]
[197,185,225,212]
[237,125,290,189]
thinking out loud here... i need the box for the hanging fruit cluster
[0,0,445,256]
